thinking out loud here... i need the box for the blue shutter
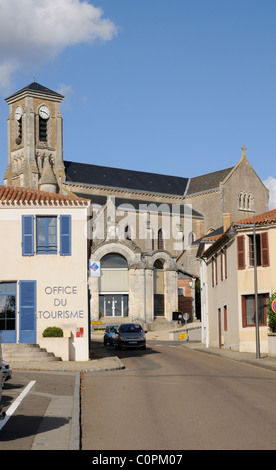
[22,215,34,256]
[60,215,71,256]
[19,280,36,343]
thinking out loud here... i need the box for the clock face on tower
[15,106,23,120]
[39,105,50,119]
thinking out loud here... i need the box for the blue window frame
[36,216,57,254]
[22,214,71,256]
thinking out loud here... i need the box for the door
[0,283,17,343]
[100,295,128,317]
[19,281,36,343]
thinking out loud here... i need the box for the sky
[0,0,275,208]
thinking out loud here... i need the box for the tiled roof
[235,209,276,226]
[0,186,90,206]
[201,208,276,259]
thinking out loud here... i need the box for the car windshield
[120,324,142,333]
[109,326,118,333]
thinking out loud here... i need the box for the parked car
[2,361,12,385]
[103,324,119,346]
[115,323,146,350]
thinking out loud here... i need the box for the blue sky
[0,0,275,207]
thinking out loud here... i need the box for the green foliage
[42,326,63,337]
[267,293,276,333]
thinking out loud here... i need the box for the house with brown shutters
[197,209,276,354]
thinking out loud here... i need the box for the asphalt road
[0,370,77,450]
[81,340,276,450]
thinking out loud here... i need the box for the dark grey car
[115,323,146,350]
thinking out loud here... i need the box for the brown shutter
[261,232,270,267]
[237,235,245,270]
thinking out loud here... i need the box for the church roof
[64,160,189,196]
[5,82,64,101]
[186,167,234,195]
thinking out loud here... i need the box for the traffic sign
[90,261,100,277]
[272,299,276,314]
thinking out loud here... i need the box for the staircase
[2,343,62,362]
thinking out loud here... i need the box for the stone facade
[2,82,270,325]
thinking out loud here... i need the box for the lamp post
[229,218,260,359]
[253,217,260,359]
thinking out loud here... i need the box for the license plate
[129,341,137,344]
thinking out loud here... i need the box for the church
[2,81,269,327]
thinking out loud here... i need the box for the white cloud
[263,176,276,210]
[0,0,118,91]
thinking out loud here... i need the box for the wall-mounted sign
[90,261,100,277]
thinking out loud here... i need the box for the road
[0,369,77,450]
[81,340,276,450]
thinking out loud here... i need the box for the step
[2,343,62,362]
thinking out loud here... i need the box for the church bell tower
[4,81,65,192]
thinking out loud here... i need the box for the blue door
[19,281,36,344]
[0,282,17,343]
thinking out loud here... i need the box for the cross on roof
[241,145,247,156]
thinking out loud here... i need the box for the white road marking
[0,380,36,431]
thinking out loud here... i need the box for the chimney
[223,213,232,232]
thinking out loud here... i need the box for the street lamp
[229,217,260,359]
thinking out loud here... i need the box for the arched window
[158,229,164,250]
[124,225,132,240]
[154,259,164,316]
[99,253,129,318]
[188,232,195,245]
[101,253,128,269]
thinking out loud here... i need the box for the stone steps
[2,343,62,362]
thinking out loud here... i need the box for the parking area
[0,370,79,450]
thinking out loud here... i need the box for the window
[238,192,254,211]
[124,225,132,240]
[154,259,164,316]
[237,232,269,269]
[158,229,164,250]
[100,253,129,317]
[224,305,228,331]
[0,283,16,334]
[22,214,71,256]
[39,116,47,142]
[242,294,269,327]
[36,216,57,254]
[16,117,22,145]
[212,255,218,286]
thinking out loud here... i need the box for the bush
[42,326,63,337]
[267,293,276,333]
